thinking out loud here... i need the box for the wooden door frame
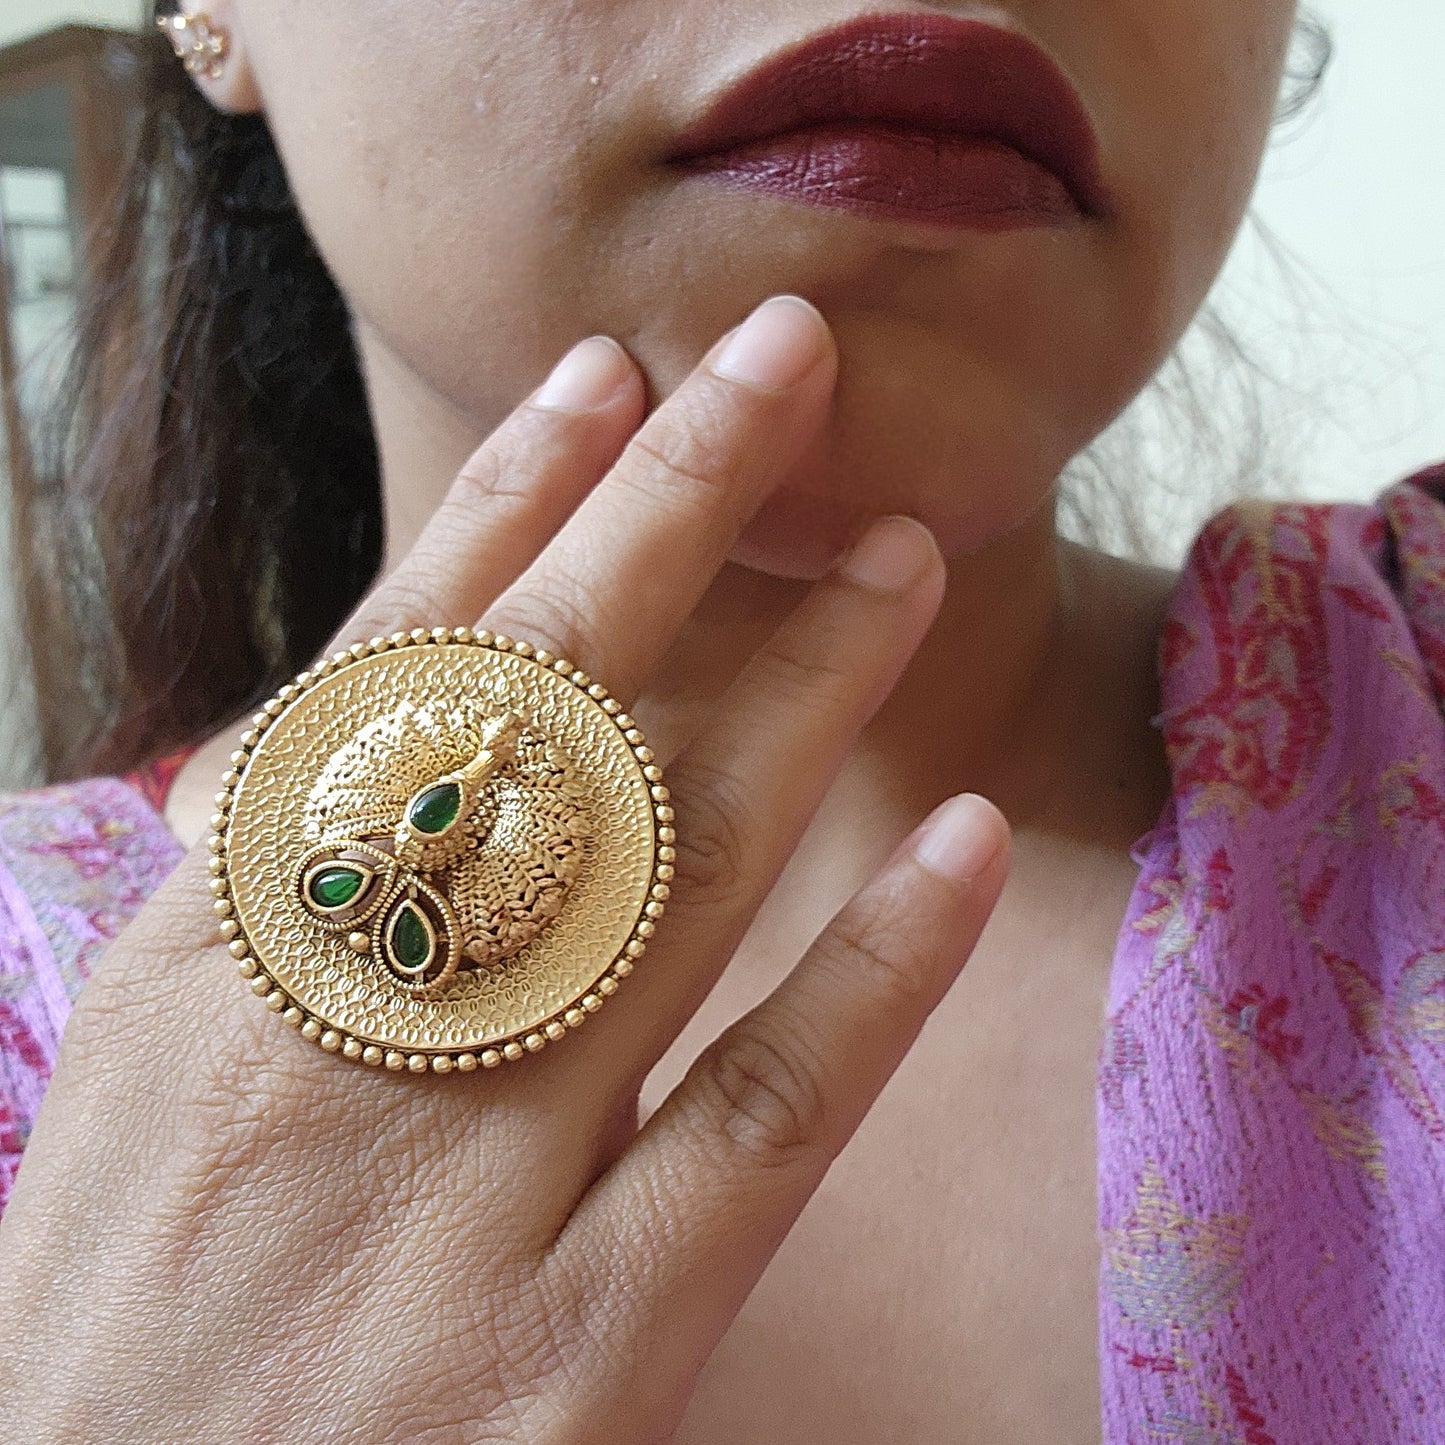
[0,25,141,487]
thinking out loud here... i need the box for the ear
[157,2,263,115]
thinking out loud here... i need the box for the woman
[0,0,1440,1439]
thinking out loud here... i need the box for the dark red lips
[669,14,1110,230]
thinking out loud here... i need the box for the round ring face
[213,631,673,1071]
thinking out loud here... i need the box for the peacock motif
[293,698,591,994]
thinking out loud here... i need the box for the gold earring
[157,9,230,81]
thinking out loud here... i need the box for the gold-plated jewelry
[212,629,674,1072]
[156,9,229,80]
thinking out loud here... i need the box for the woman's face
[227,0,1298,576]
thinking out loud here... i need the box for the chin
[726,388,1066,582]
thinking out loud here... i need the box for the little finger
[555,795,1010,1408]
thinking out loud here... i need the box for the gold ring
[211,628,673,1073]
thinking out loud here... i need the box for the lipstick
[669,14,1110,230]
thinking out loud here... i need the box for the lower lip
[677,123,1079,230]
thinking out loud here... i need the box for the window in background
[2,161,76,432]
[0,27,136,785]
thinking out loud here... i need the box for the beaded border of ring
[209,627,674,1074]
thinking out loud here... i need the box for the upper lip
[668,12,1111,219]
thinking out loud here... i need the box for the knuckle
[484,583,603,665]
[347,572,436,638]
[452,431,544,513]
[348,440,548,642]
[394,1271,581,1443]
[460,1271,579,1413]
[694,1025,828,1169]
[625,405,738,508]
[753,626,856,715]
[817,886,932,1011]
[666,757,755,910]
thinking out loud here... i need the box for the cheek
[240,0,633,408]
[1080,0,1296,343]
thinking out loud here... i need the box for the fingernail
[710,295,831,392]
[837,515,938,593]
[533,336,633,412]
[913,794,1007,884]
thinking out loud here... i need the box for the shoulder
[0,775,184,991]
[1159,463,1445,818]
[1101,472,1445,1426]
[0,775,181,1209]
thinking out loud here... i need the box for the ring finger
[539,511,947,1123]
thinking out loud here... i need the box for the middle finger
[479,295,836,706]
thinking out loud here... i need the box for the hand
[0,296,1010,1442]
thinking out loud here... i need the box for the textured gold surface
[216,632,665,1064]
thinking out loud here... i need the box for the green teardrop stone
[392,904,434,970]
[408,781,462,836]
[308,865,365,910]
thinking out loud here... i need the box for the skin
[0,0,1298,1439]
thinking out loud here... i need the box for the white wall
[1,1,137,50]
[1053,0,1445,560]
[1209,0,1445,502]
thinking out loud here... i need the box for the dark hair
[13,7,1332,781]
[17,6,380,780]
[1279,11,1333,124]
